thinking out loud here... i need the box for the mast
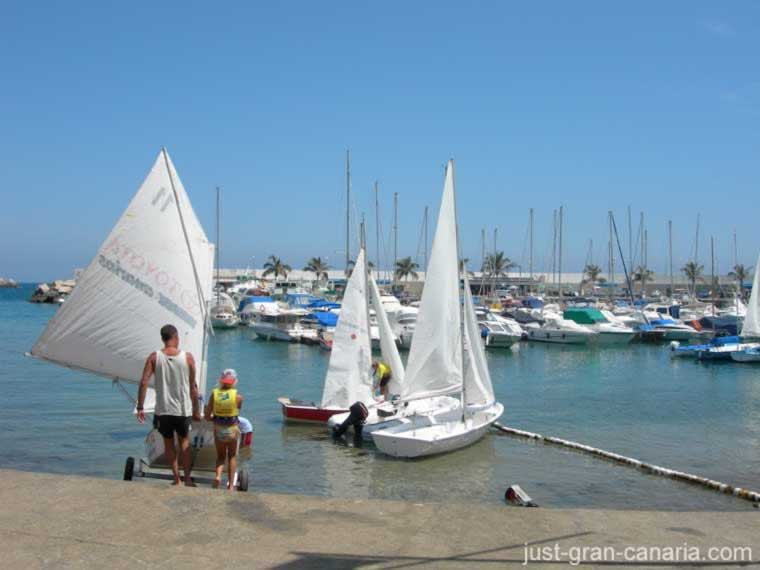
[375,181,380,278]
[448,160,466,422]
[694,213,700,265]
[492,227,498,297]
[558,205,563,303]
[711,236,716,318]
[668,220,674,297]
[551,210,557,293]
[424,206,429,271]
[627,205,633,273]
[215,186,220,304]
[162,148,210,396]
[345,149,351,274]
[608,211,615,299]
[393,192,398,286]
[529,208,534,292]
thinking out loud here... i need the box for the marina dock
[1,469,758,568]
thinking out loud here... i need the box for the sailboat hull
[371,403,503,458]
[277,397,347,423]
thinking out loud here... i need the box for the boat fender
[504,484,538,507]
[238,416,253,447]
[669,341,680,351]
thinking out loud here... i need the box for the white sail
[369,273,405,392]
[401,160,462,400]
[31,149,214,401]
[321,249,374,408]
[741,254,760,338]
[462,269,495,407]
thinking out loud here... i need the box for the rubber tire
[237,469,249,492]
[123,456,135,481]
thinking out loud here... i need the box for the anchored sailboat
[372,160,503,458]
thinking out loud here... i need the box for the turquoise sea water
[2,284,759,510]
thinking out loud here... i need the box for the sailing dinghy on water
[278,249,376,422]
[372,160,503,458]
[29,149,252,484]
[327,160,471,440]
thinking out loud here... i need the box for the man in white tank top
[136,324,200,486]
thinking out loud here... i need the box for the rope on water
[492,422,760,505]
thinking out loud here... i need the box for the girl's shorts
[214,424,240,443]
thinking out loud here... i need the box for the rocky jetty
[30,280,76,304]
[0,278,18,288]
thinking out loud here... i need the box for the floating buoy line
[492,423,760,505]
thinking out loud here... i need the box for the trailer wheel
[123,457,135,481]
[237,469,249,492]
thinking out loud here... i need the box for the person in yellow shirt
[371,361,392,400]
[204,369,244,491]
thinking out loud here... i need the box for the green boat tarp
[563,307,605,325]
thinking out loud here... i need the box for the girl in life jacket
[204,368,244,490]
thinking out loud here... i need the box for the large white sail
[462,269,496,407]
[401,160,462,400]
[741,254,760,338]
[321,249,374,408]
[31,149,214,399]
[369,273,405,392]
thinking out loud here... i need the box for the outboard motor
[332,401,369,439]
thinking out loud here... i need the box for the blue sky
[1,1,759,281]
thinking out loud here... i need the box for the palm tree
[395,257,419,281]
[681,261,704,296]
[632,265,654,296]
[482,251,516,277]
[262,255,291,279]
[729,264,750,291]
[303,257,330,282]
[584,264,602,284]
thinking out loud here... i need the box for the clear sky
[1,1,759,282]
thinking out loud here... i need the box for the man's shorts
[214,423,240,444]
[156,415,192,438]
[379,374,392,388]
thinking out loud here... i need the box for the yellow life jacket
[212,388,239,417]
[376,362,391,379]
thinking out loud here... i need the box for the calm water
[2,284,759,510]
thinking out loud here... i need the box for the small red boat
[277,397,347,423]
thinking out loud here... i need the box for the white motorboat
[563,307,635,345]
[249,307,318,343]
[375,294,418,350]
[28,149,252,485]
[371,160,503,458]
[526,313,597,344]
[475,308,522,348]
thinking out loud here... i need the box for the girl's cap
[219,368,237,385]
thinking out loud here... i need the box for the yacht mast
[424,206,429,271]
[375,181,380,278]
[215,186,220,304]
[529,208,534,292]
[668,220,674,297]
[551,210,557,293]
[393,192,398,285]
[345,149,351,274]
[558,206,563,303]
[627,205,633,273]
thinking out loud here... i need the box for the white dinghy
[372,160,503,458]
[29,149,252,487]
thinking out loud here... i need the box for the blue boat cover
[304,312,338,327]
[522,297,544,309]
